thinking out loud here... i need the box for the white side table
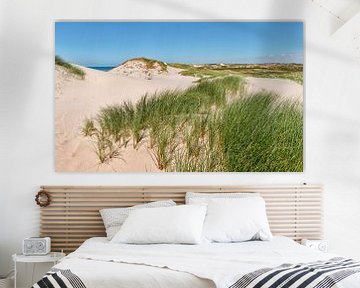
[12,252,65,288]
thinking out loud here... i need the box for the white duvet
[54,237,360,288]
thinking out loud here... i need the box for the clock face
[36,241,45,250]
[26,242,33,249]
[318,242,327,252]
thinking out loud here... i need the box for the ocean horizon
[88,66,115,71]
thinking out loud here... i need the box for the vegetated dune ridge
[55,58,303,172]
[110,57,168,79]
[55,59,197,172]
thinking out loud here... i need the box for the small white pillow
[202,197,272,243]
[100,200,176,240]
[111,205,207,244]
[186,192,259,205]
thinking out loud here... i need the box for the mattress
[36,237,360,288]
[56,237,216,288]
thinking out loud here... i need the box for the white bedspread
[54,237,360,288]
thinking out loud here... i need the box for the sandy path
[245,77,303,103]
[55,66,196,172]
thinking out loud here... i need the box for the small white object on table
[301,239,328,252]
[12,252,65,288]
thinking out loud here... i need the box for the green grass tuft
[221,93,303,172]
[82,75,302,171]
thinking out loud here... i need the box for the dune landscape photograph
[55,21,304,172]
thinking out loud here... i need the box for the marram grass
[82,76,303,171]
[222,94,303,172]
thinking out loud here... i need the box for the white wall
[1,0,360,285]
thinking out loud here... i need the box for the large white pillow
[202,197,272,243]
[100,200,176,240]
[186,192,259,204]
[111,205,207,244]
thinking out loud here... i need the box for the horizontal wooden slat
[41,225,104,229]
[44,187,321,190]
[39,184,323,253]
[45,197,322,201]
[41,229,106,233]
[41,217,323,223]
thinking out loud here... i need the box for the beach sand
[245,77,303,103]
[55,65,197,172]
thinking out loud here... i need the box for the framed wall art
[55,21,303,172]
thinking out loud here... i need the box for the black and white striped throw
[229,257,360,288]
[32,268,86,288]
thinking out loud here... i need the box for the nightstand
[301,239,328,252]
[12,252,65,288]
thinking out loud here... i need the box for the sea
[87,66,115,72]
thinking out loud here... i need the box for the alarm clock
[23,237,51,255]
[301,239,328,252]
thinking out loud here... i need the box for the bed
[33,185,360,288]
[33,236,360,288]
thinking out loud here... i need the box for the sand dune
[56,62,303,172]
[110,58,167,79]
[55,65,197,172]
[245,77,303,103]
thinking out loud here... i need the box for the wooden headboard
[39,184,323,253]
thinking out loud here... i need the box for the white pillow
[186,192,259,204]
[111,205,207,244]
[100,200,176,240]
[202,197,272,243]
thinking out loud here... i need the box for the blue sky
[55,22,303,67]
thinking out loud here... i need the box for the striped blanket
[32,268,86,288]
[230,258,360,288]
[32,258,359,288]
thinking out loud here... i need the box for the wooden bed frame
[39,184,323,253]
